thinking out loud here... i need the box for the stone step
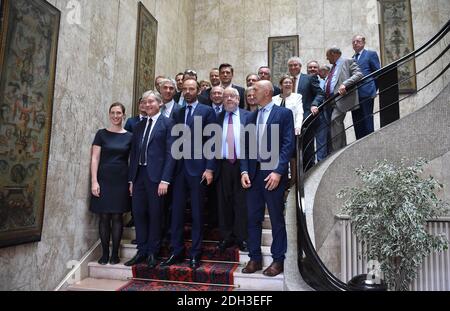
[261,229,272,246]
[67,278,128,291]
[239,245,273,268]
[263,214,271,229]
[88,261,132,281]
[234,270,284,291]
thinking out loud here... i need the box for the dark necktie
[325,65,337,98]
[226,112,236,164]
[353,53,360,61]
[280,98,286,108]
[185,105,193,125]
[292,76,297,93]
[139,118,153,165]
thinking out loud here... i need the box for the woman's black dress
[90,129,133,214]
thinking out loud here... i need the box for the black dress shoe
[217,239,234,252]
[131,239,137,245]
[124,253,147,266]
[189,257,201,269]
[97,253,109,265]
[147,254,158,268]
[238,240,248,252]
[160,254,184,267]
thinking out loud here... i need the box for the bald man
[240,80,295,277]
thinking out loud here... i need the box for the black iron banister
[295,19,450,291]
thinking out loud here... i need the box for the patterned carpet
[118,225,240,291]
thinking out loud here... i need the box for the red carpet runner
[118,227,240,291]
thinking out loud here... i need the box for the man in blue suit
[161,78,217,269]
[124,98,147,230]
[351,35,381,139]
[288,57,324,170]
[240,80,295,277]
[125,91,176,268]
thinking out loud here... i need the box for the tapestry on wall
[0,0,60,248]
[133,1,157,115]
[268,35,299,88]
[379,0,417,93]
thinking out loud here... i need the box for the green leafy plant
[337,158,449,291]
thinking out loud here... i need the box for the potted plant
[337,158,449,291]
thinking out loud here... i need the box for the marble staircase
[67,211,284,291]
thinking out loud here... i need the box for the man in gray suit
[325,47,363,152]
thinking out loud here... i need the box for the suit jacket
[355,49,381,98]
[296,73,324,118]
[332,58,364,113]
[199,85,245,108]
[172,102,217,176]
[129,114,176,184]
[174,91,182,104]
[124,115,145,133]
[215,108,250,179]
[240,104,295,180]
[273,85,281,96]
[232,84,245,109]
[198,88,212,106]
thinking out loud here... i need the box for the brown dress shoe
[241,260,262,274]
[263,261,284,277]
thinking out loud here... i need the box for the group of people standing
[89,35,380,278]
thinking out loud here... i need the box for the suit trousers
[132,166,162,256]
[315,108,332,162]
[352,96,375,139]
[170,167,206,258]
[217,160,247,243]
[246,168,287,262]
[330,106,347,152]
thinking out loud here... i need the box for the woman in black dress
[90,103,133,265]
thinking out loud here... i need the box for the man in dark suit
[161,78,217,269]
[123,98,147,231]
[125,91,176,268]
[258,66,281,96]
[288,57,324,170]
[218,63,245,108]
[351,35,381,139]
[240,80,295,277]
[124,97,146,133]
[158,78,181,244]
[216,88,249,252]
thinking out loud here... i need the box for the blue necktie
[185,105,193,126]
[139,118,153,165]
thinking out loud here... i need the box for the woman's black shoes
[98,254,109,265]
[109,254,120,265]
